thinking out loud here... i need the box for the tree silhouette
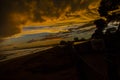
[98,2,120,80]
[98,0,120,22]
[91,19,106,39]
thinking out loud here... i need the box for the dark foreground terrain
[0,41,120,80]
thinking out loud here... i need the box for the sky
[0,0,101,51]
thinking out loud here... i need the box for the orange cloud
[0,0,101,39]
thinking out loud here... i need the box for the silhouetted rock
[60,40,67,45]
[79,38,86,41]
[74,37,79,42]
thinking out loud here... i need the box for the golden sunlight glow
[9,0,100,33]
[0,0,102,50]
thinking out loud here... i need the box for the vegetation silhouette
[91,19,107,39]
[0,0,120,80]
[98,0,120,22]
[98,0,120,80]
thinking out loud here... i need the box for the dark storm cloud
[0,0,99,38]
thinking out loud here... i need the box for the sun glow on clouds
[9,0,100,31]
[0,0,101,50]
[0,0,101,38]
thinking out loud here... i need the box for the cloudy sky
[0,0,101,50]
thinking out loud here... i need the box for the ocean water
[0,47,52,62]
